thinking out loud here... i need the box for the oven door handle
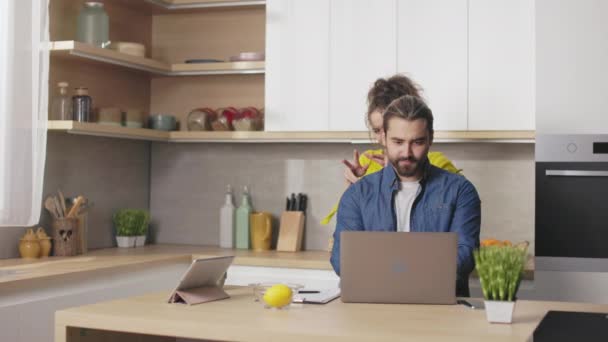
[545,170,608,177]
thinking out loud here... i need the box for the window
[0,0,49,226]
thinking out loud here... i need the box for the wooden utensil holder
[277,211,305,252]
[52,217,81,256]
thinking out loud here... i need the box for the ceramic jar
[36,227,52,258]
[19,228,41,259]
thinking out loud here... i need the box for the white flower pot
[135,235,146,247]
[116,236,136,248]
[484,300,516,324]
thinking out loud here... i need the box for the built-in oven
[536,135,608,271]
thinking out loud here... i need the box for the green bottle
[235,186,252,249]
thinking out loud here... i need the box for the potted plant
[474,240,529,324]
[113,209,149,248]
[134,210,150,247]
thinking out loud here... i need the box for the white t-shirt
[395,181,421,232]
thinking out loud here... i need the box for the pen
[299,290,320,294]
[457,299,476,309]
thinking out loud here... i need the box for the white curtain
[0,0,49,226]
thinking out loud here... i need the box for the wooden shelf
[105,0,265,15]
[50,41,265,76]
[48,121,535,143]
[146,0,266,12]
[48,121,169,141]
[174,130,535,143]
[170,131,371,143]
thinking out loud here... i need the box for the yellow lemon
[263,284,293,308]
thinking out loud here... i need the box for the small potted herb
[474,241,529,323]
[113,209,150,248]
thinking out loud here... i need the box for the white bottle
[219,185,235,248]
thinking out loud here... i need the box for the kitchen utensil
[148,114,176,131]
[250,212,272,251]
[57,189,67,217]
[44,197,59,219]
[67,196,85,218]
[289,193,297,211]
[52,196,64,218]
[76,200,93,216]
[298,194,307,214]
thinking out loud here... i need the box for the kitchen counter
[0,245,332,285]
[0,244,535,285]
[55,286,607,342]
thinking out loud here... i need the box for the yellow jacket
[321,149,461,225]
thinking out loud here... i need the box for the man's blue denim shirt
[330,163,481,296]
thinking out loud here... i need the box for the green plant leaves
[113,209,150,237]
[474,244,528,302]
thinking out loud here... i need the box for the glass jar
[187,107,217,131]
[76,2,110,48]
[72,87,92,122]
[50,82,73,120]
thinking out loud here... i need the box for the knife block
[277,211,305,252]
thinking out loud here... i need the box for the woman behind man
[322,74,460,226]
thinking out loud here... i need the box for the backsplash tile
[0,133,150,259]
[150,142,534,252]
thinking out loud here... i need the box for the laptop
[340,231,457,304]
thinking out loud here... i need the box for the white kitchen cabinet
[536,0,608,134]
[397,0,468,131]
[329,0,397,131]
[468,0,535,131]
[0,262,188,342]
[265,0,331,131]
[0,304,20,341]
[226,265,340,289]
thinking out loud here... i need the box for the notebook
[293,288,341,304]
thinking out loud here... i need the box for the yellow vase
[38,238,52,257]
[19,228,41,259]
[35,227,52,257]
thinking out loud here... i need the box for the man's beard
[390,155,427,178]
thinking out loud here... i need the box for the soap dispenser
[235,186,252,249]
[219,185,235,248]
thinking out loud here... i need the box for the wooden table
[55,287,608,342]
